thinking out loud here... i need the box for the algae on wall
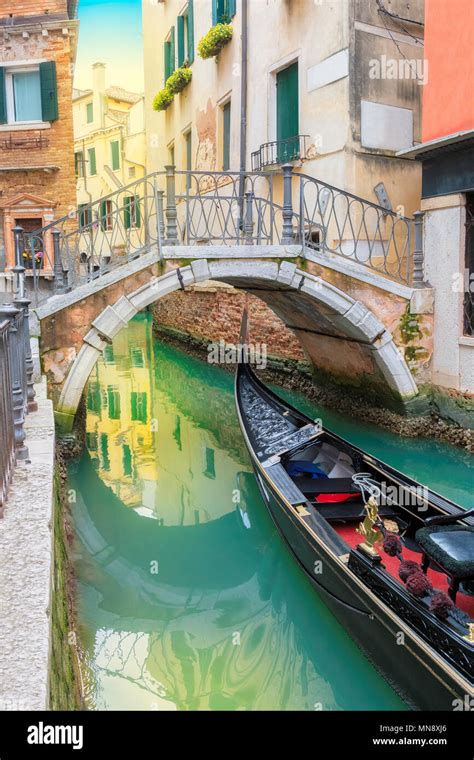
[49,463,84,710]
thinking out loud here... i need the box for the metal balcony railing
[251,135,309,171]
[0,132,50,151]
[0,235,37,514]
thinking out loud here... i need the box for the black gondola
[235,312,474,710]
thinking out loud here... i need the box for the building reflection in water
[72,314,405,711]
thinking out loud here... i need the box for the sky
[74,0,144,93]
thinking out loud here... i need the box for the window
[0,61,58,125]
[103,344,115,363]
[169,143,175,166]
[87,382,101,413]
[78,203,92,229]
[177,0,194,66]
[107,385,121,420]
[212,0,236,25]
[124,195,141,229]
[111,140,120,171]
[131,347,144,367]
[86,432,98,452]
[131,391,147,423]
[203,446,216,479]
[100,199,113,231]
[87,147,97,176]
[128,166,136,178]
[86,102,93,123]
[122,444,133,477]
[164,27,176,83]
[222,101,231,170]
[100,433,110,471]
[74,151,84,178]
[276,61,299,162]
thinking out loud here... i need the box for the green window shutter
[39,61,58,122]
[228,0,236,17]
[170,27,175,74]
[164,40,171,83]
[187,0,194,64]
[134,195,141,227]
[124,196,131,229]
[276,62,299,162]
[78,203,86,229]
[111,140,120,170]
[100,200,107,231]
[0,67,6,124]
[86,102,93,123]
[177,15,185,67]
[212,0,218,25]
[88,147,96,175]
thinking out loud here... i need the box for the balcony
[251,135,309,171]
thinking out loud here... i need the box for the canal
[68,312,473,711]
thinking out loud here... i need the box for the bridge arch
[52,258,418,433]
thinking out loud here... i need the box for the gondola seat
[416,523,474,602]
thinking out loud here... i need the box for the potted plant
[153,87,174,112]
[197,23,233,59]
[166,66,192,94]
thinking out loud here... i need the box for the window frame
[86,101,93,124]
[87,146,97,176]
[4,64,43,125]
[110,139,121,171]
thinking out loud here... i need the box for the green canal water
[68,313,473,711]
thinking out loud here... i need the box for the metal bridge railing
[17,164,423,306]
[0,231,37,515]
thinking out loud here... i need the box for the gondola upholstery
[416,524,474,601]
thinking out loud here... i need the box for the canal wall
[151,286,472,451]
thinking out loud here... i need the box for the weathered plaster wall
[423,194,473,393]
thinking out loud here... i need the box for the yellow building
[72,62,146,258]
[85,314,245,525]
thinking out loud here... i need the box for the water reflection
[72,314,415,710]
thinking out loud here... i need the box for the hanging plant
[197,23,233,59]
[166,66,192,95]
[153,87,174,112]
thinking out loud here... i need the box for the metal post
[413,210,425,286]
[12,226,37,413]
[243,192,254,244]
[281,163,294,245]
[0,303,29,461]
[164,164,178,245]
[52,228,66,294]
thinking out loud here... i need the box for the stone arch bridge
[22,167,431,433]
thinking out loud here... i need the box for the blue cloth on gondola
[287,461,328,479]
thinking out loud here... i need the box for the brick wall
[0,23,77,265]
[0,1,67,18]
[152,286,307,362]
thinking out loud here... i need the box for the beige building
[142,0,424,218]
[72,62,146,253]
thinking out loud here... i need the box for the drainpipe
[238,0,248,229]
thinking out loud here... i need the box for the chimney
[92,62,106,127]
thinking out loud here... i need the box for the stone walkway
[0,378,55,710]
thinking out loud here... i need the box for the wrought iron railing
[251,135,309,171]
[17,164,422,307]
[0,239,37,514]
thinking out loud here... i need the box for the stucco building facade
[143,0,424,218]
[399,0,474,405]
[0,0,78,276]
